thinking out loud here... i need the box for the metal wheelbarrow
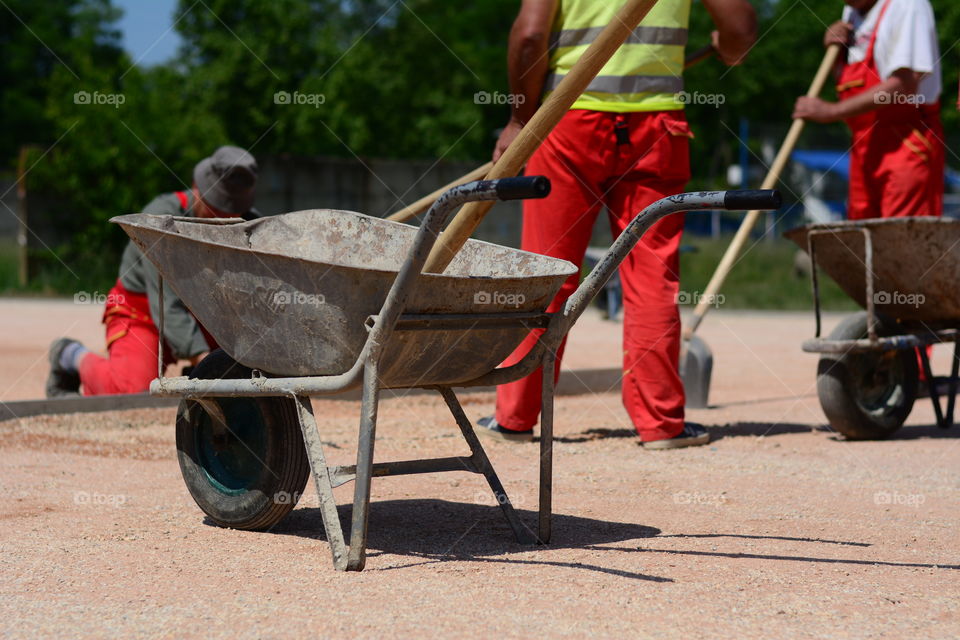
[787,217,960,440]
[113,178,780,571]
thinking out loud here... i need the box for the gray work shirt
[118,190,260,359]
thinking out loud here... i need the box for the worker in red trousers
[793,0,944,219]
[46,146,260,397]
[477,0,757,449]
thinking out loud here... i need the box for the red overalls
[494,109,693,442]
[837,0,944,220]
[79,192,216,395]
[78,280,177,396]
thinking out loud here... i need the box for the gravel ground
[1,303,958,638]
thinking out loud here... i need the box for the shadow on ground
[692,421,957,442]
[486,420,955,446]
[262,498,667,580]
[553,422,823,444]
[588,538,960,572]
[711,422,824,440]
[837,423,960,441]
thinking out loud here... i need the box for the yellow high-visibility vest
[545,0,691,112]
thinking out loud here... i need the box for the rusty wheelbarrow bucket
[114,180,780,571]
[786,218,960,439]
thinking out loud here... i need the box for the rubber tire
[176,349,310,530]
[816,312,918,440]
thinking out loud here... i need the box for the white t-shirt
[843,0,941,104]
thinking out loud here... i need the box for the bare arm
[701,0,758,65]
[793,68,922,123]
[493,0,557,162]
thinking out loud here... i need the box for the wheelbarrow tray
[112,209,577,387]
[785,217,960,324]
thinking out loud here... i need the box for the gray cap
[193,145,258,214]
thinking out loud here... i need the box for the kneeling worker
[47,146,260,397]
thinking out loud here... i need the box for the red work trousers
[847,111,944,220]
[79,280,176,396]
[494,108,692,442]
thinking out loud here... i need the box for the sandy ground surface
[0,299,193,403]
[1,300,958,638]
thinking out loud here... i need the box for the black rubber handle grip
[495,176,552,201]
[723,189,782,211]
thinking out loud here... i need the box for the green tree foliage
[316,0,515,159]
[4,0,226,288]
[172,0,515,159]
[0,0,122,162]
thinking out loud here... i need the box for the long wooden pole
[386,162,493,223]
[683,44,841,340]
[422,0,661,273]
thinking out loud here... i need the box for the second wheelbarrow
[787,217,960,440]
[113,179,781,571]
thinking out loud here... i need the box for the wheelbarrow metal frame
[150,184,776,571]
[800,224,960,429]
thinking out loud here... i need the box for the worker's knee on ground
[80,354,157,395]
[105,370,154,394]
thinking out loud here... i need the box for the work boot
[476,415,534,443]
[642,423,710,450]
[46,337,82,398]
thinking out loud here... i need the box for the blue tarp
[793,149,960,189]
[790,150,850,180]
[947,168,960,189]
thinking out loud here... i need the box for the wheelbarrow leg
[538,352,555,544]
[438,387,534,544]
[292,395,349,571]
[947,342,960,427]
[346,362,381,571]
[919,343,959,429]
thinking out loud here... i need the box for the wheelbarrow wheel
[816,312,918,440]
[176,349,310,531]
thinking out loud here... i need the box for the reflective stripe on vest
[546,0,691,113]
[543,74,684,95]
[550,24,688,49]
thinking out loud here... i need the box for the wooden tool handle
[422,0,661,274]
[684,44,714,69]
[386,162,494,223]
[683,44,841,340]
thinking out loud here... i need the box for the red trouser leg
[848,116,945,220]
[846,137,874,221]
[607,186,687,442]
[494,111,607,431]
[79,314,168,396]
[605,112,690,441]
[877,124,944,218]
[495,109,690,440]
